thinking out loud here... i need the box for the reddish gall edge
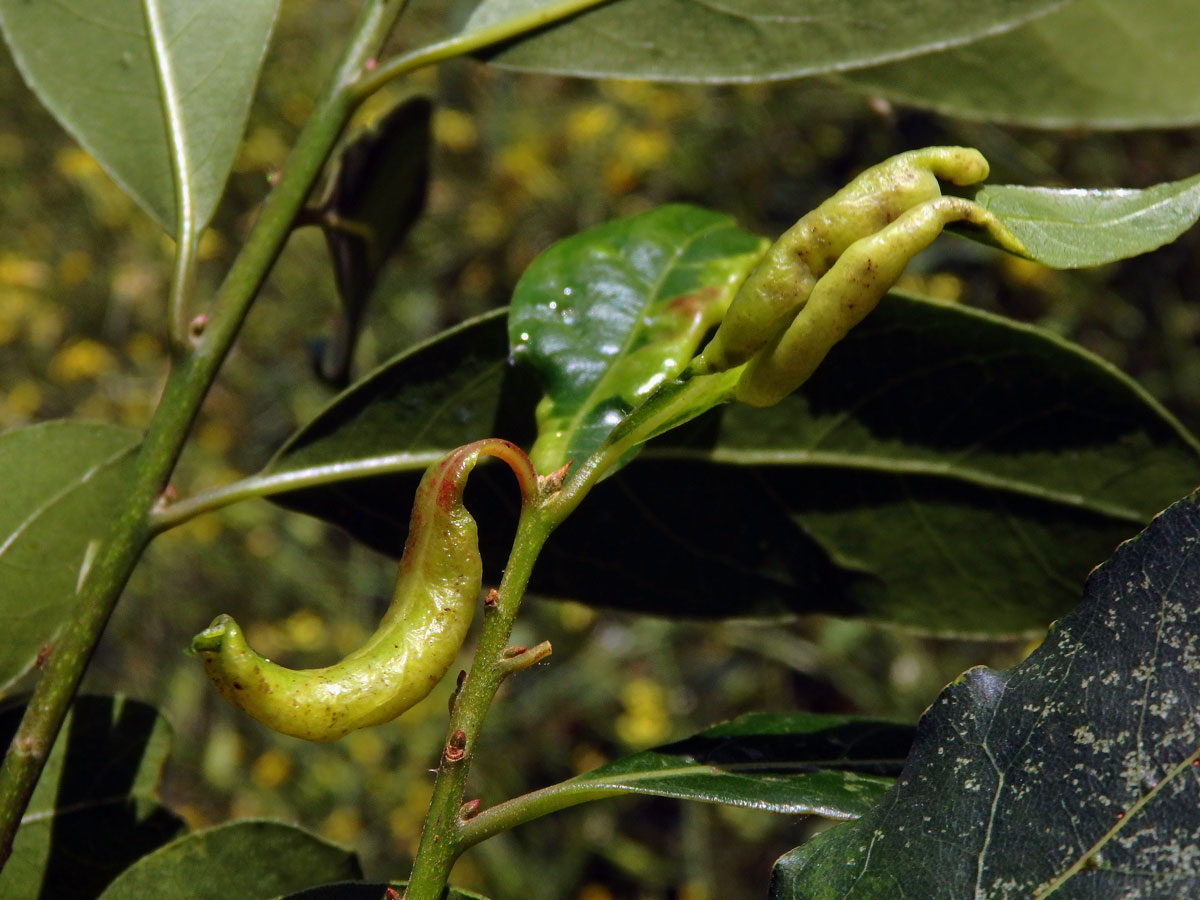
[190,440,537,741]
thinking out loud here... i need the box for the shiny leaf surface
[509,204,765,473]
[976,174,1200,268]
[555,713,910,818]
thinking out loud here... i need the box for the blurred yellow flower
[244,524,281,560]
[286,609,327,652]
[320,805,363,845]
[196,418,235,456]
[124,331,163,366]
[558,600,596,632]
[617,127,670,171]
[1003,253,1056,289]
[346,729,386,767]
[498,139,562,201]
[565,103,618,146]
[49,337,118,382]
[251,748,294,789]
[54,146,100,180]
[896,271,964,303]
[463,200,508,245]
[3,380,43,422]
[0,254,50,290]
[197,228,226,261]
[615,677,671,748]
[236,126,289,173]
[433,108,478,154]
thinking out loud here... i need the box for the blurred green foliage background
[3,0,1200,897]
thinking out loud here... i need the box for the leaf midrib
[142,0,193,237]
[640,445,1150,522]
[557,217,729,457]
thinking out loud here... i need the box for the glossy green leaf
[770,490,1200,899]
[547,713,909,818]
[0,695,183,899]
[315,96,432,387]
[0,0,279,233]
[509,204,765,473]
[465,0,1068,83]
[843,0,1200,128]
[974,174,1200,268]
[266,292,1200,634]
[0,421,140,692]
[97,820,361,900]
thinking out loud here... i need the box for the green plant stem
[550,369,740,522]
[404,508,557,900]
[149,452,443,533]
[404,368,745,895]
[353,0,614,101]
[0,0,412,870]
[458,782,627,849]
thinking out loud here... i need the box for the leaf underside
[316,95,432,387]
[0,0,279,233]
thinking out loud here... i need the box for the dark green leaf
[975,175,1200,268]
[278,882,488,900]
[465,0,1067,83]
[770,490,1200,899]
[315,96,432,387]
[0,0,279,233]
[843,0,1200,128]
[265,307,524,489]
[509,204,765,472]
[268,292,1200,634]
[0,695,183,899]
[97,820,361,900]
[0,422,140,691]
[557,713,910,818]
